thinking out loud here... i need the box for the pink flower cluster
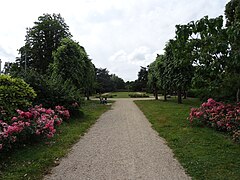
[189,98,240,141]
[0,105,70,151]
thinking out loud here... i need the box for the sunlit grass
[135,98,240,180]
[102,91,153,98]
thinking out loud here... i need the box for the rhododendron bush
[0,104,70,151]
[189,98,240,142]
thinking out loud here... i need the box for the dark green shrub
[187,89,200,98]
[43,75,83,115]
[0,75,36,121]
[13,70,83,116]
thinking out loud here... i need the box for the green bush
[0,75,36,121]
[187,89,200,98]
[43,75,83,115]
[13,70,83,116]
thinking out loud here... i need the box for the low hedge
[128,93,149,98]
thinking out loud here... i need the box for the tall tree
[164,38,193,104]
[52,38,86,89]
[95,68,114,93]
[111,74,125,91]
[82,55,96,100]
[136,66,148,92]
[225,0,240,102]
[148,60,159,100]
[18,13,71,74]
[191,16,229,101]
[148,55,167,100]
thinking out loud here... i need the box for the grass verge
[135,98,240,180]
[0,100,112,180]
[99,92,152,98]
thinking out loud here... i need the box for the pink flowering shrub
[0,104,70,151]
[189,98,240,142]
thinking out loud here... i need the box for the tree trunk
[86,90,90,100]
[183,90,187,99]
[154,85,158,100]
[164,89,167,101]
[237,88,240,102]
[177,88,182,104]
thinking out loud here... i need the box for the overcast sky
[0,0,228,81]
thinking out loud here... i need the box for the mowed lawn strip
[0,101,112,180]
[135,98,240,180]
[104,91,152,98]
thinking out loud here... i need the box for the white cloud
[108,47,163,81]
[0,0,228,80]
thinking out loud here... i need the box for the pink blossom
[55,119,62,126]
[41,114,47,121]
[1,104,70,150]
[16,109,23,114]
[63,110,70,119]
[12,117,18,121]
[72,102,79,107]
[47,132,54,138]
[25,122,31,127]
[36,130,41,135]
[24,112,32,119]
[55,105,62,111]
[195,111,203,118]
[46,109,54,115]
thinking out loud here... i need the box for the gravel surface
[44,99,191,180]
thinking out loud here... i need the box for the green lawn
[135,98,240,180]
[0,101,111,180]
[100,91,153,98]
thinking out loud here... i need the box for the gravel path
[44,99,191,180]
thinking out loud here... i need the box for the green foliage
[52,38,86,89]
[95,68,115,93]
[148,59,160,99]
[135,99,240,179]
[0,101,111,180]
[17,13,71,74]
[225,0,240,27]
[225,0,240,102]
[128,92,149,98]
[83,57,96,99]
[110,74,125,91]
[6,14,98,110]
[52,38,96,101]
[0,75,36,120]
[9,69,82,114]
[136,66,148,92]
[147,2,240,103]
[43,75,83,113]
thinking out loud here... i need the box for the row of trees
[3,13,127,105]
[148,0,240,103]
[3,14,96,108]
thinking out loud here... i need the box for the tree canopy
[147,0,240,103]
[17,13,71,74]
